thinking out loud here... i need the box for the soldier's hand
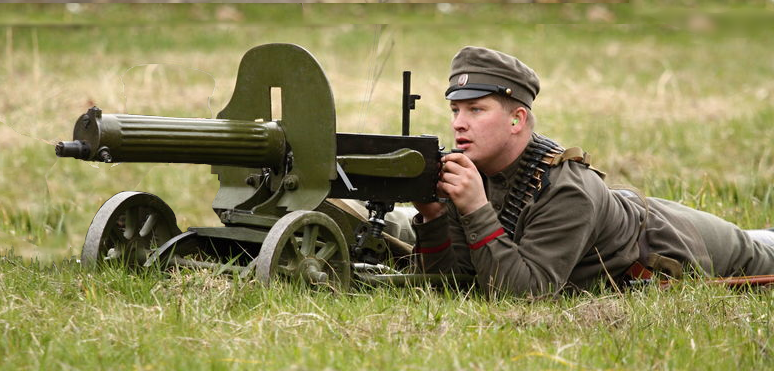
[412,201,447,223]
[439,153,487,215]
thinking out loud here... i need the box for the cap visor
[445,89,492,100]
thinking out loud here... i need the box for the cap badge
[457,74,469,87]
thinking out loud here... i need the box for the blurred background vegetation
[1,2,773,261]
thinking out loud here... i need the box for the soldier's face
[450,95,515,168]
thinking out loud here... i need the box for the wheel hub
[299,258,329,285]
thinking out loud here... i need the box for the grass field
[1,3,774,369]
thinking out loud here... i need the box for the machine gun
[56,43,472,290]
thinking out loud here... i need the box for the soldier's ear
[509,107,527,133]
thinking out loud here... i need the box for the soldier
[411,46,774,296]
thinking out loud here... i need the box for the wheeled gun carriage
[55,43,472,290]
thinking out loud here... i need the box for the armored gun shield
[215,43,337,213]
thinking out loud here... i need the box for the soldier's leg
[384,206,418,245]
[661,200,774,276]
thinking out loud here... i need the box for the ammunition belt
[498,134,564,240]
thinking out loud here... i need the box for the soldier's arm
[462,171,598,296]
[411,204,475,274]
[410,152,482,273]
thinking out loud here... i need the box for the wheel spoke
[123,208,138,240]
[316,241,338,261]
[300,225,319,256]
[288,237,304,262]
[139,212,158,238]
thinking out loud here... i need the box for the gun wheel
[241,210,351,291]
[81,192,182,269]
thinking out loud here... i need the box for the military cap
[445,46,540,109]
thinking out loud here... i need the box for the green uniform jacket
[412,148,774,296]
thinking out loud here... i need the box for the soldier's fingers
[440,171,461,186]
[439,178,471,201]
[441,153,464,167]
[437,181,450,195]
[438,179,463,198]
[443,153,475,168]
[442,160,464,174]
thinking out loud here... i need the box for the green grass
[1,254,773,370]
[2,3,774,369]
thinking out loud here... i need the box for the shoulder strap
[549,147,607,180]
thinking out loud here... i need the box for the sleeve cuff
[457,202,503,246]
[412,212,451,253]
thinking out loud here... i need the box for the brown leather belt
[625,261,653,280]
